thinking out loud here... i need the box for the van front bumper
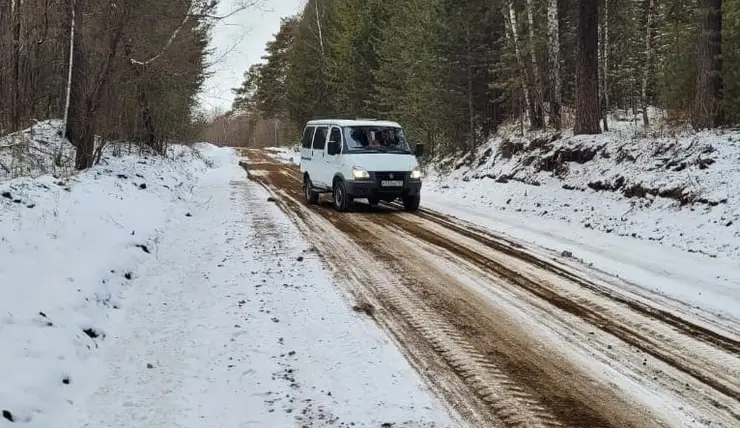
[345,179,422,199]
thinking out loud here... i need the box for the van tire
[402,194,420,212]
[304,176,319,205]
[333,179,351,212]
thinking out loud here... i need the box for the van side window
[312,126,328,150]
[301,126,315,149]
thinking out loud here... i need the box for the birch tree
[65,0,92,170]
[641,0,654,127]
[525,0,544,129]
[503,2,532,128]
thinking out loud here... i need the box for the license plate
[381,180,404,187]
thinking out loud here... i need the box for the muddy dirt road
[241,149,740,428]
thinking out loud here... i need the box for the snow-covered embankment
[0,121,231,425]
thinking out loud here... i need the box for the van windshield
[343,126,412,153]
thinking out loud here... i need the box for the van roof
[306,119,402,128]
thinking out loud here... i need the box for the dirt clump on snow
[352,301,376,318]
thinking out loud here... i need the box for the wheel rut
[378,214,740,409]
[411,207,740,353]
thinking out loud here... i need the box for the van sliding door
[311,126,329,187]
[325,126,343,185]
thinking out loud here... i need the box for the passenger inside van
[344,126,411,152]
[371,130,392,147]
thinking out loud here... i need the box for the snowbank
[0,124,231,425]
[426,127,740,260]
[0,120,75,181]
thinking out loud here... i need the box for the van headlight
[410,166,422,180]
[351,166,370,180]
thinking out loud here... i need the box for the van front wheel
[333,179,351,212]
[402,194,420,212]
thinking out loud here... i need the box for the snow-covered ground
[425,123,740,261]
[0,125,456,427]
[0,127,230,425]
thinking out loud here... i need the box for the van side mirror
[414,143,424,158]
[327,140,340,155]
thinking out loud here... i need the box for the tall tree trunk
[140,90,158,152]
[601,0,610,132]
[466,25,475,151]
[63,0,76,130]
[693,0,723,129]
[11,0,22,131]
[135,71,158,153]
[641,0,654,127]
[575,0,601,135]
[525,0,544,129]
[547,0,561,130]
[65,0,95,170]
[314,0,324,55]
[504,3,532,129]
[126,41,160,154]
[0,2,8,131]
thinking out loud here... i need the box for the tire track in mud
[410,207,740,352]
[311,214,570,428]
[240,151,739,427]
[378,214,740,412]
[267,187,613,428]
[254,185,501,428]
[389,292,565,428]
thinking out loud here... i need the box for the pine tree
[693,0,724,128]
[575,0,601,134]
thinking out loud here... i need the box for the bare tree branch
[130,11,190,66]
[189,0,260,20]
[130,0,259,67]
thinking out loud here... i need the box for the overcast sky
[198,0,305,114]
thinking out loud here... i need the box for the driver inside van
[371,129,392,147]
[370,130,381,147]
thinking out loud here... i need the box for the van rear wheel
[304,176,319,205]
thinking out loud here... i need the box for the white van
[299,119,424,212]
